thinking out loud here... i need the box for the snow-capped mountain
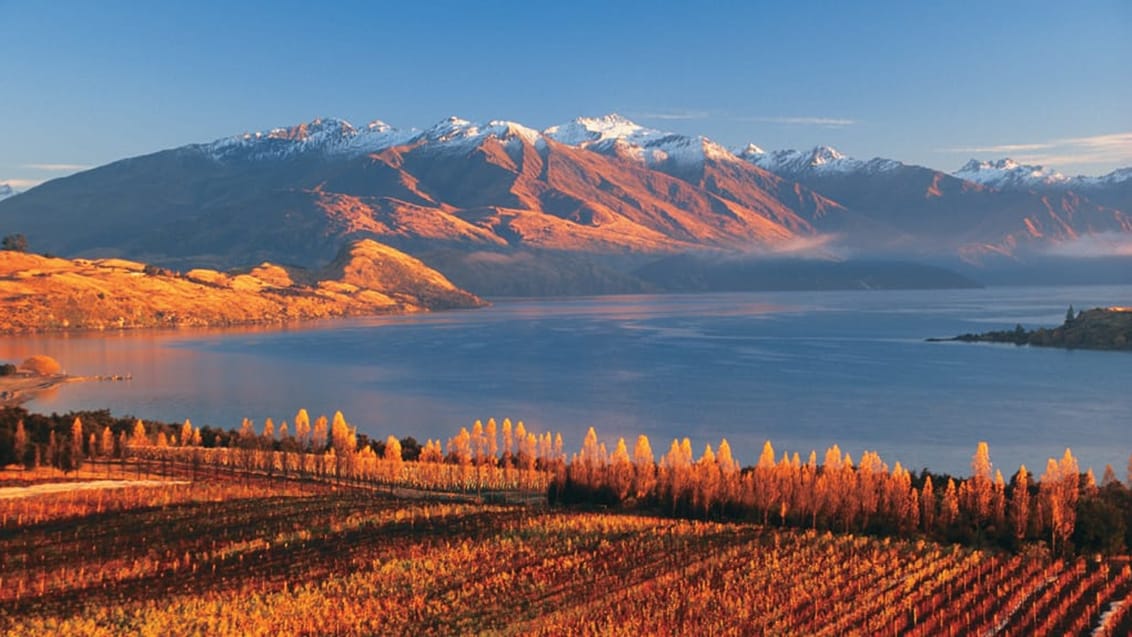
[543,114,738,168]
[205,117,420,161]
[953,158,1132,191]
[0,184,14,201]
[953,158,1071,189]
[737,145,902,177]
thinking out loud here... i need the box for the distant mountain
[953,158,1132,191]
[1,113,1130,296]
[739,146,1132,261]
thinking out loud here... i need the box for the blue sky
[2,0,1129,189]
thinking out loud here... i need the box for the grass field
[2,468,1131,636]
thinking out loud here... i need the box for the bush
[19,355,62,376]
[0,363,17,376]
[1,233,27,252]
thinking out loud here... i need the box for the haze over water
[4,285,1129,477]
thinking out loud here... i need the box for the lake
[2,285,1130,477]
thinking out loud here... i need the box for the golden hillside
[0,240,483,333]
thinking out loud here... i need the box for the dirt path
[0,479,189,500]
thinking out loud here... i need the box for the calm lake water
[2,286,1130,477]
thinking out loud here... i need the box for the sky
[2,0,1130,190]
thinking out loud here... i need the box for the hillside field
[2,465,1131,636]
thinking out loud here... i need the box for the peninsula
[931,307,1132,351]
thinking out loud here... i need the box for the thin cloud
[1043,233,1132,258]
[0,178,44,189]
[940,131,1132,168]
[23,163,91,171]
[738,116,856,127]
[942,143,1053,153]
[632,110,711,121]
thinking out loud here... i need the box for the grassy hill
[0,239,483,333]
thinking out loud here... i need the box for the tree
[1102,464,1120,488]
[129,419,148,448]
[1065,305,1076,323]
[485,418,498,466]
[969,442,994,525]
[70,417,84,467]
[383,435,403,483]
[99,426,113,458]
[1,233,27,252]
[13,420,28,469]
[631,435,656,501]
[608,438,634,503]
[294,409,312,451]
[179,419,193,447]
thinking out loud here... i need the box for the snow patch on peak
[739,145,901,177]
[954,157,1070,189]
[736,143,766,159]
[809,145,845,164]
[421,117,544,150]
[206,116,418,161]
[0,184,14,201]
[545,114,743,169]
[544,113,659,147]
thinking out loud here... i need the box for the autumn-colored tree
[470,420,486,465]
[330,411,353,456]
[502,418,514,462]
[294,409,312,450]
[129,419,148,448]
[1101,464,1120,488]
[312,415,328,452]
[920,476,936,532]
[238,418,256,446]
[262,417,276,443]
[69,417,83,464]
[383,435,403,483]
[447,427,472,467]
[857,450,885,530]
[179,419,193,447]
[940,479,960,528]
[991,469,1007,530]
[514,421,529,468]
[969,442,993,525]
[13,420,28,468]
[99,425,113,459]
[717,439,740,511]
[485,418,499,466]
[694,444,721,517]
[631,435,656,501]
[753,441,778,525]
[1041,449,1079,554]
[608,438,634,502]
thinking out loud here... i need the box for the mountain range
[1,114,1129,296]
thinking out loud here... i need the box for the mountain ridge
[1,113,1129,294]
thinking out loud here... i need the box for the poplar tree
[13,420,27,468]
[631,435,656,501]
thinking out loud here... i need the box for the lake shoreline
[0,374,131,408]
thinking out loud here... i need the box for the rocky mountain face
[1,114,1129,295]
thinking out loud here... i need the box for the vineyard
[1,470,1131,635]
